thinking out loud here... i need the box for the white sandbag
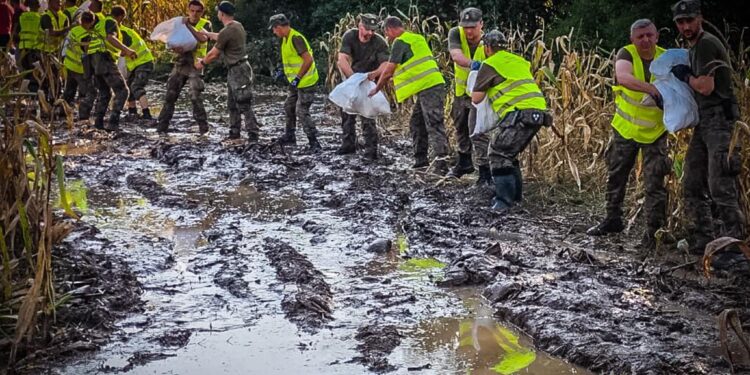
[650,49,699,133]
[150,17,197,51]
[72,0,90,22]
[117,56,128,80]
[328,73,391,119]
[465,70,499,136]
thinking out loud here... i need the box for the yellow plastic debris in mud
[458,321,537,374]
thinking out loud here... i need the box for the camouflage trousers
[91,53,129,119]
[284,85,317,138]
[411,85,449,160]
[605,130,669,229]
[157,64,208,128]
[340,110,378,152]
[126,61,153,101]
[488,110,542,173]
[452,95,489,167]
[62,70,95,119]
[684,106,746,245]
[226,62,260,137]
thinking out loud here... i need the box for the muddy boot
[431,158,449,176]
[336,144,356,155]
[412,155,429,169]
[247,132,259,142]
[105,111,120,131]
[586,217,624,236]
[512,162,523,202]
[363,144,378,161]
[141,108,153,121]
[124,107,138,122]
[447,153,475,178]
[227,129,241,140]
[94,116,105,130]
[156,121,169,133]
[197,122,209,135]
[278,130,296,145]
[491,173,518,210]
[308,136,322,152]
[475,165,492,186]
[638,228,657,250]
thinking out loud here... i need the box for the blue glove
[470,60,482,71]
[290,76,301,88]
[273,69,285,81]
[670,64,692,83]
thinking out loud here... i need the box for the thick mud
[20,83,749,374]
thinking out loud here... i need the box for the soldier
[335,13,389,159]
[62,10,95,119]
[269,14,322,150]
[195,1,261,141]
[15,0,42,92]
[470,30,550,209]
[369,16,450,174]
[114,15,155,121]
[157,0,211,134]
[446,7,491,185]
[63,0,76,22]
[40,0,68,55]
[87,2,135,130]
[586,19,669,249]
[671,0,746,253]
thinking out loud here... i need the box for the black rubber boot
[475,165,492,186]
[491,173,518,210]
[586,217,624,236]
[447,153,475,178]
[412,155,429,169]
[156,121,169,133]
[278,130,296,145]
[94,116,105,130]
[105,111,120,131]
[512,162,523,202]
[431,158,449,176]
[308,136,322,152]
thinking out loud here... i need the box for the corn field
[324,9,750,237]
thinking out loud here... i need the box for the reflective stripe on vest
[484,50,546,118]
[43,9,68,53]
[611,44,666,144]
[393,31,445,103]
[63,25,87,74]
[121,26,153,71]
[64,6,77,22]
[453,27,485,96]
[194,18,209,58]
[88,14,121,60]
[281,28,319,88]
[19,11,42,50]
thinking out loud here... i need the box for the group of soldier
[3,0,745,256]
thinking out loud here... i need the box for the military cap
[672,0,701,21]
[268,13,290,29]
[482,29,506,48]
[459,7,482,27]
[358,13,379,31]
[216,1,235,16]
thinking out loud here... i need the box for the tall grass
[325,11,750,236]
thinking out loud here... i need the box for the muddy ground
[9,82,749,374]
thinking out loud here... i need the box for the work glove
[670,64,692,83]
[272,68,285,81]
[290,76,301,88]
[470,60,482,71]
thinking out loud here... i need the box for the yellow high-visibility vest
[42,9,68,53]
[63,25,88,74]
[392,31,445,103]
[281,28,319,88]
[483,50,546,118]
[611,44,666,144]
[18,11,43,50]
[120,26,153,71]
[454,27,485,97]
[194,18,210,59]
[87,14,121,61]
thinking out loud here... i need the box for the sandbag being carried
[328,73,391,119]
[650,49,699,133]
[150,17,198,52]
[466,70,499,137]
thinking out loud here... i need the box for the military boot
[247,132,259,142]
[308,136,322,152]
[105,111,120,131]
[512,163,523,202]
[431,158,449,175]
[586,217,624,236]
[278,130,296,145]
[198,122,209,135]
[475,165,492,186]
[491,173,518,210]
[412,155,429,169]
[156,121,169,133]
[94,116,105,130]
[447,153,475,178]
[363,142,379,161]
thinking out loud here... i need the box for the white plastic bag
[150,17,197,52]
[650,49,699,133]
[328,73,391,119]
[465,70,499,137]
[72,0,91,22]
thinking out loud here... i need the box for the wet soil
[15,83,749,374]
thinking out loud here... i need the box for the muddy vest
[611,44,666,144]
[18,11,42,50]
[484,51,546,118]
[120,26,153,71]
[454,27,485,97]
[194,18,209,59]
[281,28,319,88]
[88,14,122,61]
[42,9,68,53]
[63,25,87,74]
[393,31,445,103]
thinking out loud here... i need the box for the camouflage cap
[672,0,701,21]
[482,29,506,48]
[268,13,289,29]
[459,7,482,27]
[359,13,379,31]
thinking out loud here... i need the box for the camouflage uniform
[91,52,129,127]
[226,61,260,138]
[452,95,489,167]
[487,110,543,172]
[411,84,450,163]
[157,56,208,132]
[62,71,95,119]
[126,60,152,102]
[284,85,317,139]
[340,111,378,154]
[605,131,669,232]
[77,54,97,120]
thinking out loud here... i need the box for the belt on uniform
[227,58,247,69]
